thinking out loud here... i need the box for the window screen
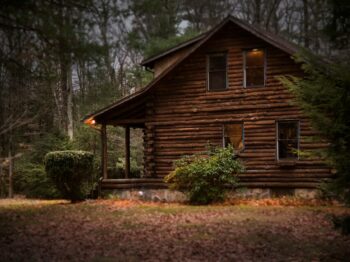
[277,121,299,160]
[244,49,265,87]
[223,123,244,151]
[208,54,227,90]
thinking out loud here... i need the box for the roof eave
[140,32,207,68]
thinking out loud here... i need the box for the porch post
[125,126,130,178]
[101,124,108,179]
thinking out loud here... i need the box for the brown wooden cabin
[84,16,331,193]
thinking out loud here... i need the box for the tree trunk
[254,0,261,25]
[8,147,13,198]
[0,163,5,197]
[311,0,321,52]
[67,63,74,140]
[303,0,310,48]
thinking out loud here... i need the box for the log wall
[143,23,331,187]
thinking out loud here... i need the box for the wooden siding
[143,23,331,187]
[153,46,193,77]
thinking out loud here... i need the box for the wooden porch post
[101,124,108,179]
[125,126,130,178]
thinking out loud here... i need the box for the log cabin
[84,16,331,198]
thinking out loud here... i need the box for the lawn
[0,199,349,261]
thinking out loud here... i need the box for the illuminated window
[223,123,244,151]
[244,48,265,87]
[277,121,299,160]
[207,53,227,91]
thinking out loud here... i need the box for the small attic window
[207,53,227,91]
[244,48,265,87]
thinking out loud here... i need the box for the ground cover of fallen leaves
[0,198,349,261]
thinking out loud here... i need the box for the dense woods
[0,0,349,198]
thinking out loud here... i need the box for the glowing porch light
[84,117,96,126]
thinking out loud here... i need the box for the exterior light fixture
[84,118,96,126]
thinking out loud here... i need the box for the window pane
[246,49,264,66]
[278,121,299,160]
[224,124,243,150]
[209,55,226,70]
[278,122,298,140]
[246,68,264,86]
[209,71,226,90]
[278,140,298,159]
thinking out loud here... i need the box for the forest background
[0,0,349,198]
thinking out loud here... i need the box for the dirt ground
[0,198,349,261]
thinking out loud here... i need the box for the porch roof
[83,90,147,127]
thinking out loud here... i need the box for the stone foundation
[294,188,319,199]
[102,189,187,202]
[102,188,320,202]
[232,188,319,199]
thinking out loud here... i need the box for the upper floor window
[223,123,244,151]
[277,120,299,160]
[207,53,227,91]
[244,48,265,87]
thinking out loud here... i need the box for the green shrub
[14,162,61,199]
[30,132,72,163]
[333,215,350,235]
[11,132,72,198]
[165,145,244,204]
[107,166,141,179]
[44,151,94,202]
[107,158,141,179]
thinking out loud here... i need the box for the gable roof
[141,32,207,69]
[84,15,299,124]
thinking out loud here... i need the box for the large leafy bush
[45,151,94,202]
[165,145,244,204]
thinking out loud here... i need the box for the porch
[84,90,161,192]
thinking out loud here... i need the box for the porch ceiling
[85,93,147,127]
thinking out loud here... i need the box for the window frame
[276,120,300,161]
[207,52,228,92]
[243,48,266,88]
[222,122,245,152]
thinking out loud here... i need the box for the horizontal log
[239,182,320,188]
[102,178,163,183]
[102,183,167,189]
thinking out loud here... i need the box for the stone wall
[101,188,320,202]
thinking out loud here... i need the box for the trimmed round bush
[44,150,94,202]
